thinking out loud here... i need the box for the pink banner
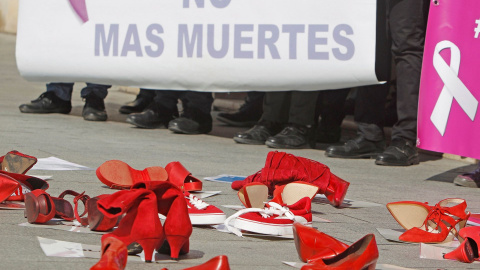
[417,0,480,159]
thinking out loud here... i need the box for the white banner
[16,0,380,92]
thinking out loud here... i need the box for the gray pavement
[1,32,479,270]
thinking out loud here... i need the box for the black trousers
[151,90,213,115]
[261,91,319,126]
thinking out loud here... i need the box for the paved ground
[1,32,479,270]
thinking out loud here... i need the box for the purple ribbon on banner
[68,0,88,23]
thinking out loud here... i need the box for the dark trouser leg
[316,88,350,129]
[154,90,181,113]
[81,83,111,99]
[138,89,156,99]
[354,84,389,141]
[46,83,74,101]
[388,0,429,143]
[260,91,291,124]
[181,91,214,115]
[288,91,320,126]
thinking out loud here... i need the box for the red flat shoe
[0,173,20,203]
[386,201,431,230]
[165,161,202,191]
[444,237,478,263]
[302,234,379,270]
[0,150,37,174]
[0,171,49,201]
[90,236,128,270]
[292,222,348,262]
[182,255,231,270]
[96,160,168,190]
[399,198,470,243]
[74,194,119,232]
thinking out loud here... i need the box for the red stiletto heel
[97,189,164,262]
[90,236,128,270]
[443,237,478,263]
[399,198,470,243]
[301,234,379,270]
[183,255,231,270]
[292,222,348,262]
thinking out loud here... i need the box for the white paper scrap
[38,236,85,257]
[31,157,92,171]
[190,190,222,199]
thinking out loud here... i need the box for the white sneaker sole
[234,217,312,237]
[189,213,227,225]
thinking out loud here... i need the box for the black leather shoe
[325,136,386,158]
[233,121,282,145]
[82,94,107,121]
[119,94,153,114]
[168,108,212,134]
[126,109,173,129]
[265,124,314,149]
[375,138,419,166]
[19,92,72,114]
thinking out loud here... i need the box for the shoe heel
[137,238,161,262]
[363,262,377,270]
[166,235,188,260]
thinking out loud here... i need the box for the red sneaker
[225,197,312,237]
[185,192,226,225]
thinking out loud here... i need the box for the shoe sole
[233,137,266,145]
[83,114,107,121]
[216,116,258,127]
[234,218,312,237]
[126,117,165,129]
[265,141,310,149]
[325,152,380,159]
[375,156,420,166]
[96,160,168,189]
[19,107,71,114]
[168,125,205,134]
[189,213,227,225]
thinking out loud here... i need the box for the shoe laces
[185,193,209,210]
[223,202,295,237]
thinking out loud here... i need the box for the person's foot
[19,92,72,114]
[217,98,262,127]
[126,109,174,129]
[233,121,282,145]
[119,94,153,114]
[265,124,315,149]
[375,138,419,166]
[168,108,212,134]
[82,94,107,121]
[325,136,386,158]
[454,166,480,188]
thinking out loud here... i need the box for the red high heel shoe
[73,194,119,232]
[443,237,478,263]
[237,182,268,208]
[399,198,470,243]
[97,188,164,262]
[386,201,431,230]
[90,236,128,270]
[183,255,231,270]
[0,171,49,201]
[292,222,348,262]
[132,181,192,260]
[96,160,168,190]
[301,234,379,270]
[231,151,349,207]
[165,161,203,191]
[0,173,20,203]
[24,190,88,223]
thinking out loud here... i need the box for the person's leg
[19,83,73,114]
[119,89,156,114]
[126,90,180,129]
[316,89,351,144]
[168,91,214,134]
[376,0,429,166]
[81,83,111,121]
[216,91,264,127]
[325,84,389,158]
[266,91,319,148]
[233,91,287,145]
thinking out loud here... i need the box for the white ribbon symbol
[430,40,478,136]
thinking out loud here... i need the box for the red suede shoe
[90,236,128,270]
[0,171,48,201]
[183,255,231,270]
[96,160,168,190]
[0,173,20,203]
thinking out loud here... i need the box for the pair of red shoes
[96,160,202,191]
[24,189,119,231]
[293,223,379,270]
[387,198,470,243]
[231,151,350,207]
[92,180,192,268]
[224,181,319,237]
